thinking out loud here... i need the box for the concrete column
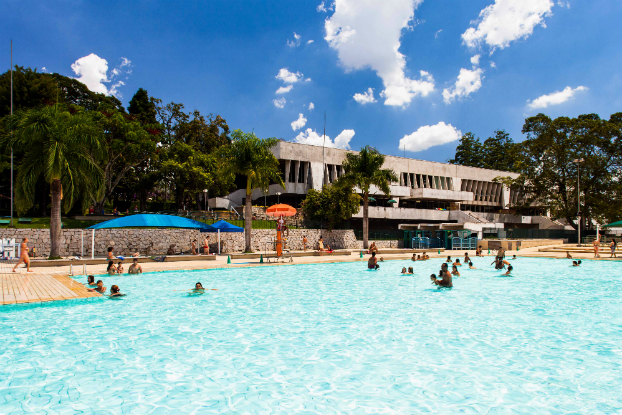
[284,160,291,183]
[310,162,324,191]
[502,186,511,208]
[294,160,300,184]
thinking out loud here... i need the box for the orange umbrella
[266,204,297,217]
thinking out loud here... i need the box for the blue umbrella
[88,214,216,230]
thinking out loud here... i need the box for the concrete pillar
[294,160,300,184]
[502,186,511,209]
[310,162,324,191]
[284,160,291,183]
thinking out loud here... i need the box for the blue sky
[2,0,622,162]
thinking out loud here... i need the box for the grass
[0,217,104,229]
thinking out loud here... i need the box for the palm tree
[3,104,104,258]
[339,146,397,249]
[220,130,284,252]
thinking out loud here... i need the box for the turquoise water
[1,257,622,414]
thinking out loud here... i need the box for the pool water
[1,257,622,414]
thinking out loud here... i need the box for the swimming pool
[1,257,621,414]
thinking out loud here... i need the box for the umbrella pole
[218,229,221,255]
[91,229,95,259]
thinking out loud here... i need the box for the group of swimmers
[86,275,125,296]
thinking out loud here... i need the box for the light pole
[203,189,208,212]
[276,192,281,204]
[573,158,584,246]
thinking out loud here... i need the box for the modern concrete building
[212,141,559,235]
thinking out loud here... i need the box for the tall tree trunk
[363,192,369,249]
[245,176,252,252]
[49,179,62,258]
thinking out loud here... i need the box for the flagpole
[322,111,326,185]
[10,40,14,228]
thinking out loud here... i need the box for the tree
[448,132,484,167]
[2,104,104,257]
[128,88,157,125]
[481,130,520,172]
[90,105,158,212]
[338,146,397,249]
[219,130,284,252]
[300,184,361,230]
[498,113,622,229]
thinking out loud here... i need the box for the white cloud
[527,86,587,109]
[273,97,286,108]
[41,67,47,73]
[317,1,329,12]
[399,122,462,152]
[276,85,294,94]
[462,0,554,52]
[470,54,481,67]
[71,54,132,97]
[309,102,315,110]
[291,113,308,131]
[71,53,110,95]
[353,87,377,104]
[324,0,434,107]
[490,61,496,68]
[435,29,443,39]
[294,128,355,149]
[307,39,314,44]
[557,1,570,8]
[287,32,302,47]
[442,68,484,104]
[276,68,304,84]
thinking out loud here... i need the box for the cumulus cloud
[527,86,587,109]
[324,0,434,107]
[294,128,355,149]
[462,0,554,52]
[291,113,308,131]
[287,32,302,47]
[276,68,304,84]
[470,54,481,67]
[71,54,132,97]
[353,87,377,104]
[399,122,462,152]
[276,85,294,94]
[442,68,484,104]
[309,102,315,110]
[71,53,110,95]
[273,97,286,108]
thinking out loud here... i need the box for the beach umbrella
[266,204,297,217]
[368,197,376,202]
[387,199,397,204]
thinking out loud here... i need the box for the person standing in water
[12,238,32,273]
[368,252,379,270]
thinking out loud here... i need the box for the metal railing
[452,237,478,250]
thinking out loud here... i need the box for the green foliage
[500,113,622,228]
[449,130,520,172]
[301,185,361,230]
[448,132,484,167]
[128,88,157,125]
[339,145,397,198]
[2,104,105,213]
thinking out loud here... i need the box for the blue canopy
[200,219,244,233]
[87,214,217,231]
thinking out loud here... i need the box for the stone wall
[0,228,402,256]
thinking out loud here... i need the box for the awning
[87,214,216,231]
[603,220,622,228]
[200,219,244,233]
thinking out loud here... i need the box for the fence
[353,229,403,241]
[451,237,478,250]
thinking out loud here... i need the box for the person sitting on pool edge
[368,252,380,270]
[88,280,107,293]
[128,258,143,274]
[368,242,379,254]
[109,285,125,297]
[107,246,114,260]
[318,237,326,251]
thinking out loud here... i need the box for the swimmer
[408,267,414,274]
[88,280,107,293]
[109,285,125,297]
[368,252,379,270]
[451,265,460,277]
[411,254,417,261]
[464,252,471,263]
[468,261,476,269]
[106,261,117,275]
[193,282,205,292]
[430,267,453,288]
[453,259,462,266]
[417,255,422,261]
[476,246,483,257]
[572,260,582,267]
[87,275,97,286]
[128,258,143,274]
[401,267,407,274]
[511,255,517,260]
[116,261,124,274]
[446,256,452,263]
[503,265,513,276]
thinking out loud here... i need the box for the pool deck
[2,244,619,306]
